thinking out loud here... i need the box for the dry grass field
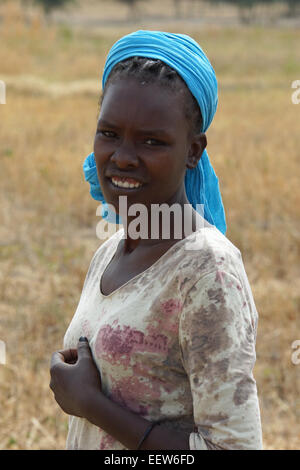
[0,0,300,450]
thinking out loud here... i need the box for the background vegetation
[0,0,299,450]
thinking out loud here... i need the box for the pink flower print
[95,324,134,366]
[95,323,169,364]
[161,298,182,315]
[110,375,160,414]
[157,298,182,333]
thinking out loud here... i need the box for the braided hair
[100,56,203,135]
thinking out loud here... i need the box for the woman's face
[94,77,205,214]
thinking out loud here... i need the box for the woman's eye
[98,130,116,138]
[144,138,163,146]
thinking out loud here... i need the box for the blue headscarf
[83,30,227,235]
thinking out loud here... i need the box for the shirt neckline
[99,226,216,298]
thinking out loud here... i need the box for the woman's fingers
[59,348,78,364]
[50,351,65,370]
[50,349,78,369]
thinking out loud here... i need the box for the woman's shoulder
[182,226,259,324]
[179,225,244,279]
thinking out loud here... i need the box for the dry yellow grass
[0,0,300,450]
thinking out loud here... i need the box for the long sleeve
[179,269,263,450]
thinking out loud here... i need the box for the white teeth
[111,178,142,189]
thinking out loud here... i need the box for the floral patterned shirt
[63,226,263,450]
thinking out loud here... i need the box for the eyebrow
[97,119,115,128]
[97,119,172,137]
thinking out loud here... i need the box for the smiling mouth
[108,176,144,190]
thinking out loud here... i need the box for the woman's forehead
[99,78,188,130]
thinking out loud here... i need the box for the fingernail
[79,336,88,342]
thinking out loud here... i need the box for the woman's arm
[179,270,263,450]
[84,381,190,450]
[50,338,190,450]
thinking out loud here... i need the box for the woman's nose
[110,140,139,168]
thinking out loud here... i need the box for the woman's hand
[50,339,190,449]
[49,337,102,418]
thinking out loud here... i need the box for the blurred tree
[173,0,201,18]
[116,0,142,4]
[116,0,144,20]
[34,0,75,16]
[285,0,300,16]
[173,0,182,17]
[204,0,300,20]
[204,0,260,22]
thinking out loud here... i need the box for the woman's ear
[186,133,207,170]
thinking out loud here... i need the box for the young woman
[49,30,263,450]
